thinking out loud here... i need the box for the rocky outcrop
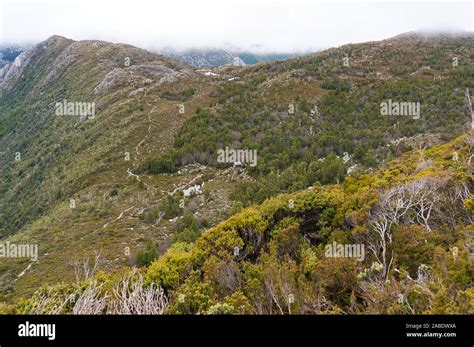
[0,48,35,92]
[0,35,196,100]
[0,35,72,94]
[94,61,191,96]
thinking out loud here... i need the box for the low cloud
[1,0,472,53]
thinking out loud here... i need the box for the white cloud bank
[0,0,472,53]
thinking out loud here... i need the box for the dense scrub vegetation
[1,34,473,312]
[142,36,474,207]
[5,135,472,314]
[0,36,193,239]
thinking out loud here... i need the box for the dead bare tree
[262,261,297,314]
[465,88,474,131]
[367,178,442,279]
[367,185,414,279]
[418,143,427,163]
[26,283,105,315]
[454,181,472,203]
[411,179,441,232]
[108,270,168,314]
[71,250,102,283]
[214,260,242,293]
[71,281,107,314]
[263,273,284,315]
[367,210,394,281]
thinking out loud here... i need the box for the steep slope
[7,134,472,314]
[0,33,473,303]
[0,36,242,299]
[147,33,474,206]
[0,35,193,236]
[0,44,29,69]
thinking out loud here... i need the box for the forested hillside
[0,33,472,311]
[5,135,472,314]
[146,33,474,207]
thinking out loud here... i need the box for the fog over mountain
[1,0,472,53]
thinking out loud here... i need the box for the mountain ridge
[0,32,472,305]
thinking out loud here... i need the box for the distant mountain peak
[232,56,246,67]
[159,48,300,68]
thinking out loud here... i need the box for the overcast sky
[0,0,472,53]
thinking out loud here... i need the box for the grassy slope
[0,37,242,300]
[1,34,473,302]
[7,134,472,314]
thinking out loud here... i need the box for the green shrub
[136,242,158,267]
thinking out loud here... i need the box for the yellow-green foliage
[464,196,474,213]
[145,242,194,289]
[15,282,83,314]
[168,271,214,314]
[8,136,473,315]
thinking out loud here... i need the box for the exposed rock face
[0,35,73,93]
[94,62,190,96]
[0,45,29,69]
[0,48,35,92]
[42,40,100,86]
[0,35,195,98]
[232,56,246,67]
[93,67,130,96]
